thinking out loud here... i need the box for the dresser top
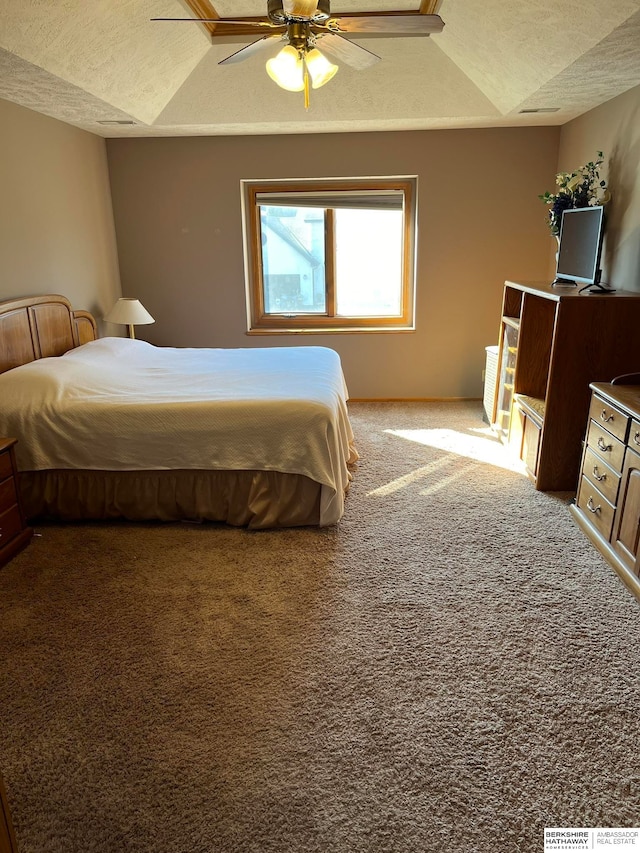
[590,383,640,421]
[505,280,640,301]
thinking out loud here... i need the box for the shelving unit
[494,317,519,438]
[492,280,640,491]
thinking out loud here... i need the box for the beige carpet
[1,402,639,853]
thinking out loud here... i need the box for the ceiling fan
[153,0,445,107]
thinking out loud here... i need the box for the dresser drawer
[586,420,626,472]
[0,476,17,514]
[577,476,616,541]
[0,452,13,483]
[0,504,24,551]
[589,395,630,443]
[629,419,640,454]
[582,446,621,506]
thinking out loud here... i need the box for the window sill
[246,326,416,335]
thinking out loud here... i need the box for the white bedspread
[0,338,358,525]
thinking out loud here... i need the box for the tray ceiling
[1,0,639,137]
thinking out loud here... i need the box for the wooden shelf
[514,394,545,424]
[503,316,521,331]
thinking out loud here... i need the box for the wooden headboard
[0,294,98,375]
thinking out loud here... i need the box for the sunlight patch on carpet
[381,427,526,479]
[367,455,454,496]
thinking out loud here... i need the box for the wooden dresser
[0,770,18,853]
[570,382,640,600]
[0,438,32,569]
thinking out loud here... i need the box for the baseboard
[349,397,483,403]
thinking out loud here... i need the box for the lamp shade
[104,298,154,339]
[266,45,305,92]
[104,298,154,326]
[305,48,338,89]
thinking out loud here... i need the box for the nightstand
[0,438,32,569]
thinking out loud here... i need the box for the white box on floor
[483,345,499,424]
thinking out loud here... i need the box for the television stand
[575,268,614,293]
[578,281,616,293]
[493,280,640,491]
[551,277,578,286]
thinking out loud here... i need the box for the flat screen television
[553,205,607,290]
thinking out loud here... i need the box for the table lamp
[104,298,155,339]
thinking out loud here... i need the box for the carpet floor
[0,401,638,853]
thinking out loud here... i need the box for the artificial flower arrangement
[539,151,611,236]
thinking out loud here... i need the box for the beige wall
[4,84,639,399]
[558,84,640,292]
[0,98,121,332]
[107,127,560,399]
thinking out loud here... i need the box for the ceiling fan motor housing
[268,0,331,23]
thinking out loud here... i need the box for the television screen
[554,205,605,286]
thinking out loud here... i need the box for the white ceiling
[1,0,640,137]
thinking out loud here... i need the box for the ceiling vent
[519,108,560,114]
[97,119,137,125]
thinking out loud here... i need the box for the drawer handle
[634,431,640,447]
[592,466,606,482]
[597,436,612,452]
[586,497,601,514]
[600,409,614,423]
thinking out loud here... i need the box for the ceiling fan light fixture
[266,45,305,91]
[304,47,338,89]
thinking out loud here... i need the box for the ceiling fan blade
[316,33,380,70]
[218,34,284,65]
[282,0,319,18]
[328,13,444,35]
[152,17,276,28]
[152,17,221,21]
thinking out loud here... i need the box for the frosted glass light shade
[266,46,305,92]
[104,298,155,338]
[305,48,338,89]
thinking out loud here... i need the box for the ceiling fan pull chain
[303,62,310,109]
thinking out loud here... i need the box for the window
[241,177,417,333]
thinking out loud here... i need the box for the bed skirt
[19,469,324,529]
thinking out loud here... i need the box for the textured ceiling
[1,0,640,137]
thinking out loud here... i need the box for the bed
[0,294,357,528]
